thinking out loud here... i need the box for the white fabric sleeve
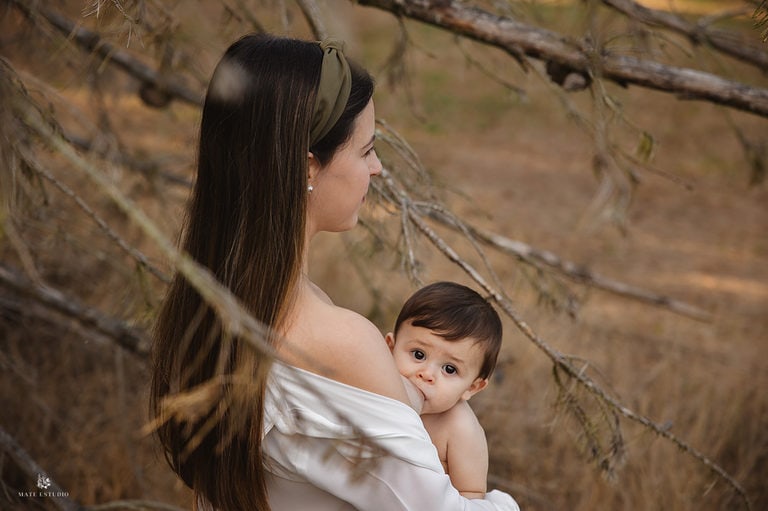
[313,451,520,511]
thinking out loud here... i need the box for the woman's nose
[370,153,382,176]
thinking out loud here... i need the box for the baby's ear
[461,378,488,401]
[384,332,396,352]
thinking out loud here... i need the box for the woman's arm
[266,426,519,511]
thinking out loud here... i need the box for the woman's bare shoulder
[321,303,381,339]
[284,299,409,404]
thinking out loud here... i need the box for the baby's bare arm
[424,401,488,498]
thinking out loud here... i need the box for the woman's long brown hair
[150,34,374,511]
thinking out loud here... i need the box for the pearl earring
[308,184,314,193]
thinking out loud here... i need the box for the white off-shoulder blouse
[263,362,520,511]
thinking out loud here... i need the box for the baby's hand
[485,489,521,511]
[400,376,424,413]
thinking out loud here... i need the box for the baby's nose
[418,368,435,382]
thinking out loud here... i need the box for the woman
[151,34,519,510]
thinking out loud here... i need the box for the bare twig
[7,66,192,188]
[600,0,768,71]
[295,0,328,40]
[19,146,171,284]
[0,213,42,283]
[451,218,710,321]
[0,263,150,357]
[454,36,527,99]
[413,201,508,298]
[9,0,203,107]
[220,0,267,33]
[755,0,768,41]
[64,132,193,188]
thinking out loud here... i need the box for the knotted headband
[309,39,351,147]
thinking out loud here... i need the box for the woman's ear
[461,378,489,401]
[308,151,320,185]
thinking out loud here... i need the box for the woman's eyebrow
[363,134,375,149]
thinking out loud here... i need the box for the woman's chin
[334,218,360,233]
[317,212,361,234]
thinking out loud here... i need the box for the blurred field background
[1,0,766,510]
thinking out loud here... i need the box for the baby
[386,281,502,499]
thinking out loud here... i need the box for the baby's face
[387,321,488,415]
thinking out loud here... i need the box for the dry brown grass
[1,1,766,510]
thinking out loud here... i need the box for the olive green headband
[310,39,351,147]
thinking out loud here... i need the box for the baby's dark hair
[394,281,502,379]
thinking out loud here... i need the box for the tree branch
[64,132,193,188]
[421,206,711,321]
[9,0,203,107]
[374,120,711,320]
[0,264,150,358]
[601,0,768,71]
[356,0,768,118]
[17,145,172,284]
[295,0,328,40]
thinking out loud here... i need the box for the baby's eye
[412,350,425,361]
[443,365,457,375]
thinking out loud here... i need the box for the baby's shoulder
[442,401,486,440]
[423,401,486,457]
